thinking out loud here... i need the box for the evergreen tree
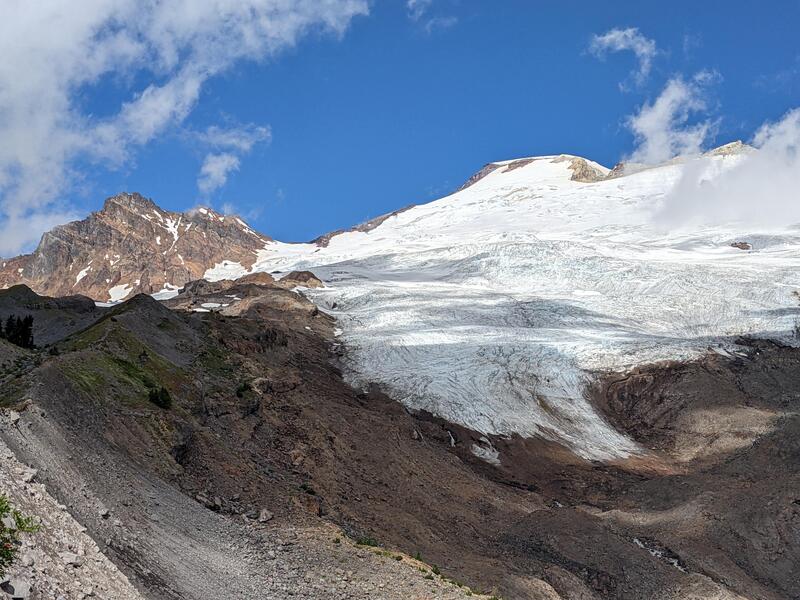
[148,386,172,409]
[21,315,34,348]
[4,316,13,342]
[2,315,35,349]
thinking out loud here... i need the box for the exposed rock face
[456,163,504,192]
[551,155,608,182]
[607,141,754,179]
[460,155,609,191]
[313,206,416,247]
[276,271,324,288]
[704,140,754,156]
[0,193,270,302]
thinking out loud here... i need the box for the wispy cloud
[657,107,800,229]
[197,153,240,196]
[0,1,368,256]
[625,72,719,165]
[425,16,458,33]
[198,124,272,154]
[406,0,457,33]
[590,27,658,87]
[195,123,271,195]
[407,0,433,21]
[755,55,800,93]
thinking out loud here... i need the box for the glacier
[206,152,800,461]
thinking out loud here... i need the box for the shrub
[0,494,38,578]
[148,386,172,409]
[355,535,378,547]
[235,382,250,398]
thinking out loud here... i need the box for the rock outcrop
[0,193,270,302]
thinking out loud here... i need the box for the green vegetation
[58,321,184,408]
[0,494,38,578]
[197,344,235,377]
[235,381,250,398]
[355,535,379,547]
[148,386,172,409]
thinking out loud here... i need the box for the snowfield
[206,152,800,461]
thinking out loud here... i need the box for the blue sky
[1,0,799,253]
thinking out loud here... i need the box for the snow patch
[204,260,246,281]
[633,538,687,572]
[74,263,92,285]
[151,284,181,301]
[471,440,501,466]
[108,283,133,302]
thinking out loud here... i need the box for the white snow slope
[205,152,800,461]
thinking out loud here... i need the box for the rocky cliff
[0,193,269,302]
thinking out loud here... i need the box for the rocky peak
[102,191,157,212]
[0,193,271,303]
[704,140,755,156]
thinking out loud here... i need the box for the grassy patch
[57,324,184,407]
[355,536,379,547]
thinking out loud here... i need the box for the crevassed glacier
[207,154,800,460]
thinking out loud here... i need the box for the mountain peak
[102,191,158,212]
[704,140,755,156]
[459,153,609,191]
[0,194,270,303]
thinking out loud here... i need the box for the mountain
[1,142,800,599]
[220,142,796,462]
[1,277,799,600]
[1,142,795,464]
[0,192,269,302]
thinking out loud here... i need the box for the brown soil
[1,284,798,599]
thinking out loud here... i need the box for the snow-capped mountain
[204,144,800,461]
[3,144,798,461]
[0,192,269,302]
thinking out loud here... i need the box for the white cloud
[657,108,800,229]
[194,123,271,195]
[590,27,658,86]
[625,73,718,165]
[0,210,81,258]
[406,0,456,33]
[407,0,433,21]
[0,0,368,256]
[197,153,240,195]
[425,16,458,33]
[199,123,272,153]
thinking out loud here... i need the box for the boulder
[258,508,274,523]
